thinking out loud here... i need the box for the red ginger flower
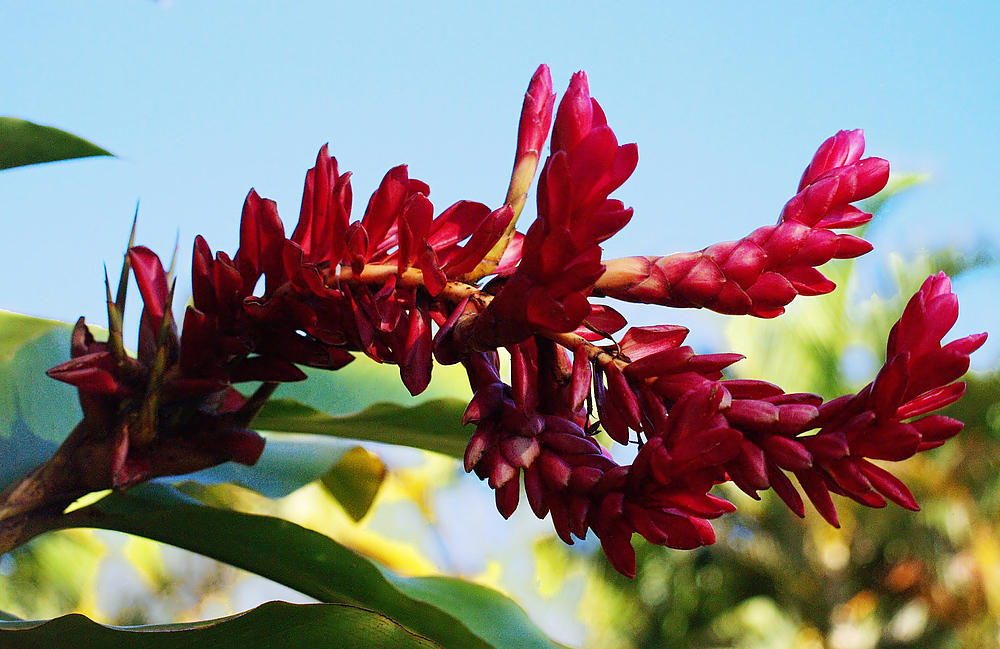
[188,194,345,384]
[180,66,557,401]
[39,64,986,581]
[714,272,986,528]
[460,326,748,577]
[461,270,983,577]
[186,143,518,396]
[597,129,889,317]
[451,73,983,578]
[279,151,513,394]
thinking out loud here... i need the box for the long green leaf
[385,574,559,649]
[179,435,388,518]
[0,117,113,170]
[0,601,441,649]
[252,398,472,459]
[58,486,556,649]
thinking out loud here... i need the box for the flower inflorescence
[47,65,986,577]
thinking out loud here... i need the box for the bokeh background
[2,2,999,647]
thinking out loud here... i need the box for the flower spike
[597,130,889,318]
[474,64,557,279]
[30,66,984,581]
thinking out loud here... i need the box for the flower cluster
[46,247,267,489]
[46,64,986,577]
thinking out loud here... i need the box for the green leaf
[0,312,80,491]
[0,117,113,170]
[57,485,556,649]
[252,398,472,459]
[319,445,388,521]
[385,575,558,649]
[0,311,63,361]
[0,601,441,649]
[273,355,472,415]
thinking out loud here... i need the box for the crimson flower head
[40,64,986,580]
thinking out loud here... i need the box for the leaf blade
[176,432,357,498]
[0,601,442,649]
[252,398,472,459]
[386,574,558,649]
[58,486,556,649]
[0,117,113,170]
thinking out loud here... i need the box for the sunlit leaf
[0,601,441,648]
[0,118,113,170]
[0,311,64,362]
[252,398,471,459]
[384,574,559,649]
[320,446,388,521]
[55,485,556,649]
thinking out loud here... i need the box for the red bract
[703,272,984,529]
[46,248,266,491]
[506,65,556,216]
[289,146,352,268]
[597,129,889,317]
[41,65,986,579]
[467,71,638,349]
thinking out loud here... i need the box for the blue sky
[2,1,998,365]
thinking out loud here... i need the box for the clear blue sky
[3,1,998,365]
